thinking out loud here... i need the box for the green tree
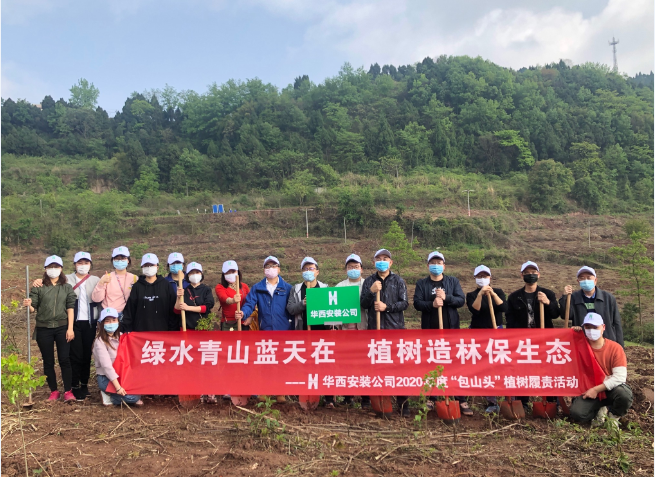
[338,188,375,226]
[495,130,535,169]
[382,220,420,274]
[282,169,316,205]
[380,155,403,177]
[527,160,574,212]
[69,78,100,110]
[132,159,160,202]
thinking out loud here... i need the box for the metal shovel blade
[436,398,461,424]
[178,395,201,408]
[558,396,570,416]
[298,395,320,411]
[371,395,393,417]
[532,397,557,419]
[500,397,524,420]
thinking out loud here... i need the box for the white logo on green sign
[306,286,361,326]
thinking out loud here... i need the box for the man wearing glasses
[287,257,330,330]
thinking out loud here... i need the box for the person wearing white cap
[92,246,138,317]
[172,262,215,331]
[336,254,367,330]
[560,266,623,347]
[93,308,143,407]
[287,257,329,331]
[215,260,256,331]
[23,256,77,402]
[361,249,410,416]
[121,253,180,332]
[165,252,189,296]
[569,313,632,428]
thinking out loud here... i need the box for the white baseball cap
[112,246,130,258]
[474,265,491,276]
[583,312,604,327]
[263,256,280,267]
[345,253,362,265]
[222,260,238,273]
[520,261,539,272]
[141,253,159,266]
[374,249,392,259]
[577,266,596,277]
[427,251,445,263]
[73,251,92,263]
[44,255,63,268]
[168,252,184,264]
[186,262,203,274]
[300,257,318,269]
[99,307,119,322]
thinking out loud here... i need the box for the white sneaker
[101,391,112,407]
[592,406,608,427]
[606,412,620,432]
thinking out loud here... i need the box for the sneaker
[222,394,231,400]
[63,391,76,402]
[276,395,287,404]
[47,391,61,401]
[73,388,87,402]
[80,385,90,397]
[101,391,112,407]
[361,398,372,409]
[460,402,474,416]
[325,402,335,409]
[257,395,268,403]
[134,400,144,407]
[592,406,608,427]
[426,400,435,411]
[343,397,353,406]
[485,405,500,414]
[205,395,218,404]
[606,412,620,432]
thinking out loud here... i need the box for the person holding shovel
[121,253,180,332]
[215,260,252,331]
[235,256,293,404]
[91,246,138,320]
[466,264,508,413]
[413,251,470,415]
[23,256,77,402]
[505,261,560,412]
[173,262,215,331]
[361,249,410,416]
[559,266,624,347]
[165,252,189,294]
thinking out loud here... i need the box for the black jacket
[413,275,465,329]
[506,286,559,329]
[559,288,624,347]
[361,272,408,330]
[466,287,507,329]
[122,275,179,332]
[177,283,215,331]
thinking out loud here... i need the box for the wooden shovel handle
[306,281,312,330]
[539,301,544,329]
[438,306,443,330]
[564,293,571,329]
[178,277,186,332]
[236,275,241,331]
[488,293,497,329]
[376,291,381,330]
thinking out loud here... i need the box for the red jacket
[215,283,250,322]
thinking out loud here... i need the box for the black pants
[220,321,250,331]
[70,321,95,388]
[519,396,557,406]
[570,384,633,421]
[35,325,72,392]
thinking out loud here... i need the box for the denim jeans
[96,375,141,405]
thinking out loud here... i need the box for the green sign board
[306,286,361,326]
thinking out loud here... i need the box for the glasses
[264,264,279,269]
[303,267,317,272]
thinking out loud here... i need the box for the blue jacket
[240,277,294,331]
[165,274,189,293]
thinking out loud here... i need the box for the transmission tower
[609,37,619,72]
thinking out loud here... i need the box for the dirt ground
[1,211,654,476]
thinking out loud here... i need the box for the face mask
[429,265,444,276]
[76,265,90,275]
[170,264,183,274]
[104,323,119,334]
[375,261,390,272]
[113,260,128,270]
[264,268,279,279]
[302,271,316,282]
[46,268,61,278]
[224,273,237,284]
[476,278,490,287]
[142,266,158,277]
[523,274,538,284]
[585,328,602,341]
[579,280,595,292]
[188,273,202,284]
[347,269,361,280]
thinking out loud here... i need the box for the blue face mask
[302,271,316,282]
[170,264,183,274]
[375,261,390,272]
[347,269,361,279]
[579,280,595,292]
[429,265,444,276]
[113,260,128,270]
[104,323,119,333]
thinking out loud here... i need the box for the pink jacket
[92,336,120,381]
[91,272,137,312]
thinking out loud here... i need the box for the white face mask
[585,328,602,341]
[188,273,202,284]
[475,277,490,287]
[76,265,90,275]
[46,268,61,279]
[224,273,237,284]
[142,266,158,277]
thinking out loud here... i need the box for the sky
[2,0,653,115]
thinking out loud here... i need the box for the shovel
[299,280,319,410]
[231,275,251,407]
[532,302,557,419]
[23,266,34,410]
[177,277,201,408]
[371,290,393,417]
[434,305,461,423]
[563,292,571,329]
[495,294,525,420]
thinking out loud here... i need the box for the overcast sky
[2,0,653,114]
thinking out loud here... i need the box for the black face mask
[523,274,538,284]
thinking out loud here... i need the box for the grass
[624,340,654,348]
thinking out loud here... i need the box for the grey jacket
[361,272,408,330]
[287,281,329,330]
[559,287,624,347]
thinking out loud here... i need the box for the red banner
[111,329,605,396]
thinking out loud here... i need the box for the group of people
[24,246,632,428]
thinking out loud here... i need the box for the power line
[609,37,619,73]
